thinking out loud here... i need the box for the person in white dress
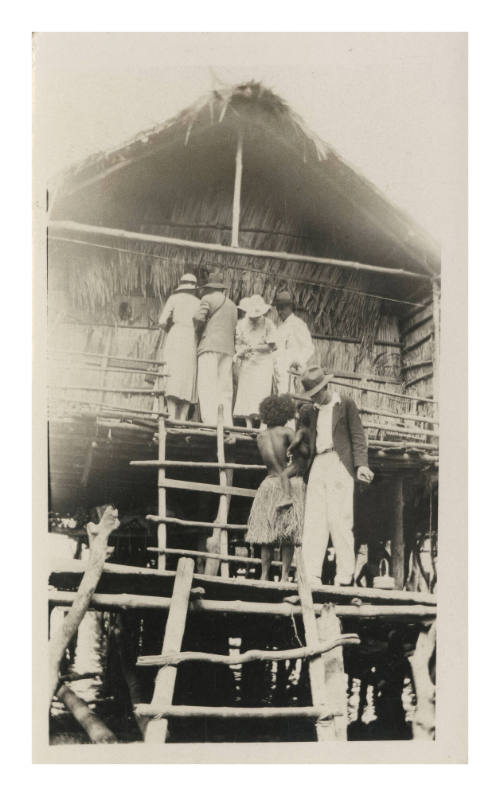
[233,295,278,425]
[158,273,200,420]
[274,289,315,393]
[232,297,253,403]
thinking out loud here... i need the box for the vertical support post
[231,131,243,247]
[432,279,440,401]
[317,603,348,740]
[144,557,195,743]
[295,549,336,741]
[98,325,115,407]
[157,369,167,570]
[391,474,405,589]
[218,404,230,579]
[409,622,436,739]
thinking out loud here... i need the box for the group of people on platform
[158,272,373,588]
[158,272,314,426]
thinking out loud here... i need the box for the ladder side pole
[143,557,195,743]
[217,404,230,578]
[317,603,349,740]
[295,548,336,741]
[157,373,167,570]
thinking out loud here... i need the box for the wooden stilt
[113,616,148,737]
[317,604,349,740]
[409,622,436,739]
[143,557,195,743]
[295,549,336,740]
[391,475,405,589]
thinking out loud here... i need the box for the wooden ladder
[130,402,357,742]
[131,403,264,573]
[136,553,356,742]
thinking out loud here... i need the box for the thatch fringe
[50,228,385,360]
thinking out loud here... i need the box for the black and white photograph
[32,31,467,762]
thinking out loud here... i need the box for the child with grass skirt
[246,394,309,581]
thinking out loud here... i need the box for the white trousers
[302,451,355,585]
[197,352,234,427]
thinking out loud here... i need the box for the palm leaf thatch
[48,80,439,406]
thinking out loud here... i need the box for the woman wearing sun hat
[233,294,278,424]
[158,273,200,420]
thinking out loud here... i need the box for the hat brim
[203,282,226,290]
[175,284,197,292]
[247,306,270,318]
[291,375,332,401]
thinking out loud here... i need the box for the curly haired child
[245,394,309,581]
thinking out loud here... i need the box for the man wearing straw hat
[193,273,238,427]
[293,365,374,587]
[274,290,315,393]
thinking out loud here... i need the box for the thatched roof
[49,81,439,340]
[52,82,438,264]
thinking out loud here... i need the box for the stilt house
[47,81,439,745]
[48,81,439,589]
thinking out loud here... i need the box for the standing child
[246,395,307,582]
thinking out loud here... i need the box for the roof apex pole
[49,220,432,282]
[231,130,243,247]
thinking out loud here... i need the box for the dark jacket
[297,397,368,480]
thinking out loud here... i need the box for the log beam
[49,590,437,618]
[49,219,431,282]
[49,558,438,605]
[56,684,117,744]
[136,704,327,720]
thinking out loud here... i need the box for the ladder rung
[131,459,267,470]
[158,477,257,498]
[52,384,167,395]
[135,704,326,720]
[137,633,359,667]
[147,546,292,569]
[146,515,248,531]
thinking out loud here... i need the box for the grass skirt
[246,475,305,545]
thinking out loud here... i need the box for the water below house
[49,607,416,744]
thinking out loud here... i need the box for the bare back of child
[257,395,302,508]
[246,394,305,581]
